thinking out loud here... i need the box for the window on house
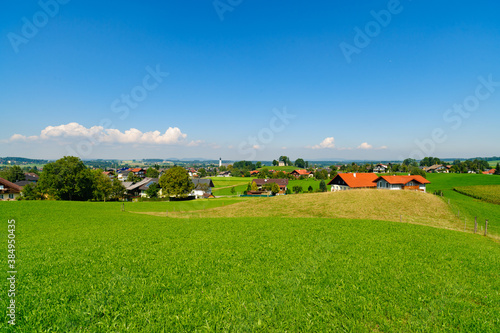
[9,194,14,199]
[0,194,4,199]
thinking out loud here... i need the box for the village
[1,156,499,201]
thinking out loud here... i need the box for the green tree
[307,185,313,193]
[319,180,327,192]
[294,158,305,168]
[270,183,280,195]
[21,183,44,200]
[159,166,194,198]
[256,161,262,168]
[146,167,159,178]
[495,163,500,175]
[111,178,126,200]
[127,172,141,183]
[403,158,418,167]
[6,166,25,183]
[198,168,207,178]
[292,185,303,194]
[410,166,427,178]
[37,156,94,201]
[145,182,160,198]
[230,186,236,195]
[92,169,112,201]
[272,159,278,166]
[315,169,328,180]
[251,181,258,191]
[279,156,289,166]
[257,168,270,179]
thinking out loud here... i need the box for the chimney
[353,173,356,177]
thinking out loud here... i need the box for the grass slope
[164,190,460,230]
[1,201,499,332]
[427,173,500,237]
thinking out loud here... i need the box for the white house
[375,175,430,192]
[191,179,215,198]
[373,164,389,173]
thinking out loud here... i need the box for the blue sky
[1,1,499,161]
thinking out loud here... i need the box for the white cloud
[357,142,373,150]
[187,140,203,147]
[9,122,188,145]
[377,146,388,150]
[310,137,335,149]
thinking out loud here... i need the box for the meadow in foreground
[1,201,499,332]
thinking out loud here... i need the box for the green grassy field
[454,185,500,205]
[427,173,500,236]
[126,197,248,212]
[210,177,248,188]
[426,173,500,191]
[210,177,250,196]
[288,178,330,192]
[488,160,500,167]
[261,166,299,172]
[1,201,499,332]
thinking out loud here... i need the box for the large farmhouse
[0,177,23,201]
[375,175,430,192]
[251,178,288,195]
[327,173,379,191]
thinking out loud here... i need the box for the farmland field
[454,185,500,205]
[288,178,330,192]
[261,165,300,172]
[210,177,249,196]
[426,173,500,236]
[210,176,248,188]
[488,160,500,167]
[1,201,499,332]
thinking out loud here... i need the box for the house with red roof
[482,169,496,175]
[290,169,312,178]
[374,175,430,192]
[129,168,146,178]
[327,173,379,191]
[0,177,23,201]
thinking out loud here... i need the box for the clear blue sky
[1,1,499,161]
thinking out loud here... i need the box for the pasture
[488,160,500,167]
[1,201,499,332]
[210,177,249,196]
[454,185,500,205]
[426,173,500,237]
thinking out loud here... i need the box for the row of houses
[124,177,215,199]
[328,173,430,192]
